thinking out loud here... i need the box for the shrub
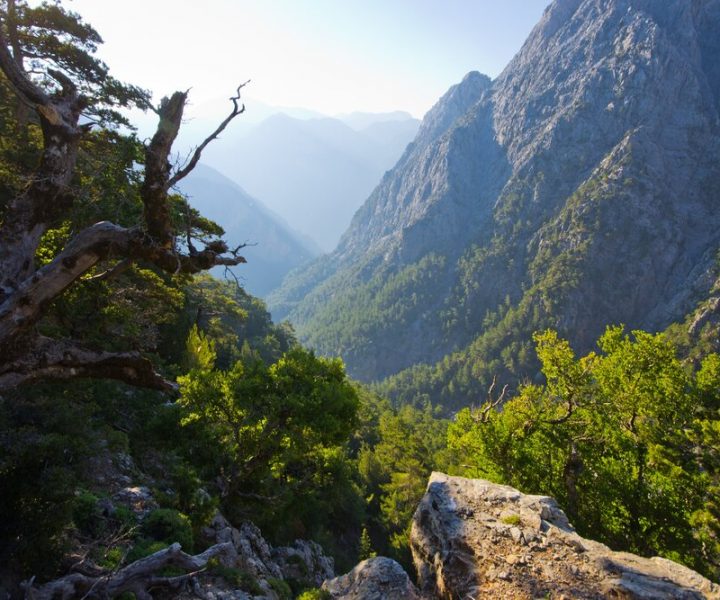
[297,590,332,600]
[267,577,292,600]
[141,508,193,551]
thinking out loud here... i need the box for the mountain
[269,0,720,408]
[200,113,420,252]
[335,110,417,130]
[179,164,317,297]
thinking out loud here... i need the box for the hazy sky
[66,0,550,120]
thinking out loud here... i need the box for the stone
[410,472,720,600]
[111,486,157,517]
[273,539,335,588]
[322,557,421,600]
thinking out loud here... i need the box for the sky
[65,0,550,121]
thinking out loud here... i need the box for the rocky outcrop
[198,513,335,597]
[322,557,421,600]
[411,472,720,600]
[272,539,335,588]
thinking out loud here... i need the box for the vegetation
[448,327,720,579]
[1,0,720,596]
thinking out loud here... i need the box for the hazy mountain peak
[336,110,418,130]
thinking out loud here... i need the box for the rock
[273,539,335,587]
[322,557,421,600]
[201,514,283,580]
[111,486,158,517]
[199,512,336,597]
[411,472,720,600]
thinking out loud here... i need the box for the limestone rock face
[322,557,421,600]
[411,472,720,600]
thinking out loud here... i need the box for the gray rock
[201,514,283,579]
[410,472,720,600]
[273,539,334,587]
[111,486,157,517]
[322,557,421,600]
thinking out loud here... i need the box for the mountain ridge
[269,0,720,407]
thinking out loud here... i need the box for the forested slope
[270,0,720,409]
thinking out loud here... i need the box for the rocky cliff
[269,0,720,408]
[408,473,719,599]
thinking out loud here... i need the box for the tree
[177,342,362,555]
[0,0,247,392]
[448,326,720,577]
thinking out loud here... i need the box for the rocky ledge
[408,472,719,600]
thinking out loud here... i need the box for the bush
[141,508,193,551]
[125,540,168,563]
[297,590,332,600]
[267,577,292,600]
[73,490,104,536]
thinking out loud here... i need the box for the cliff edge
[408,472,719,600]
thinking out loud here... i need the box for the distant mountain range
[178,164,317,297]
[269,0,720,409]
[199,111,420,252]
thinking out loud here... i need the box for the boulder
[322,557,421,600]
[411,472,720,600]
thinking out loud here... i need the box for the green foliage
[125,540,169,564]
[267,577,292,599]
[449,326,720,577]
[0,385,98,577]
[72,490,103,536]
[207,559,262,593]
[358,527,376,560]
[141,509,194,552]
[185,324,217,372]
[177,345,363,564]
[354,395,452,567]
[297,590,332,600]
[500,514,521,526]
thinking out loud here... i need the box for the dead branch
[0,335,176,392]
[168,80,250,188]
[84,258,135,283]
[22,541,237,600]
[472,375,509,423]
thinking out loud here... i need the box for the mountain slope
[269,0,720,407]
[179,164,317,297]
[200,113,420,252]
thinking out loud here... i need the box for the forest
[0,1,719,598]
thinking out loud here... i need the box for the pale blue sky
[66,0,550,119]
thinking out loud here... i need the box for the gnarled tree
[0,0,246,392]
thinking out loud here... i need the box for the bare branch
[22,542,237,600]
[472,375,509,423]
[83,258,135,283]
[0,336,176,393]
[168,81,250,188]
